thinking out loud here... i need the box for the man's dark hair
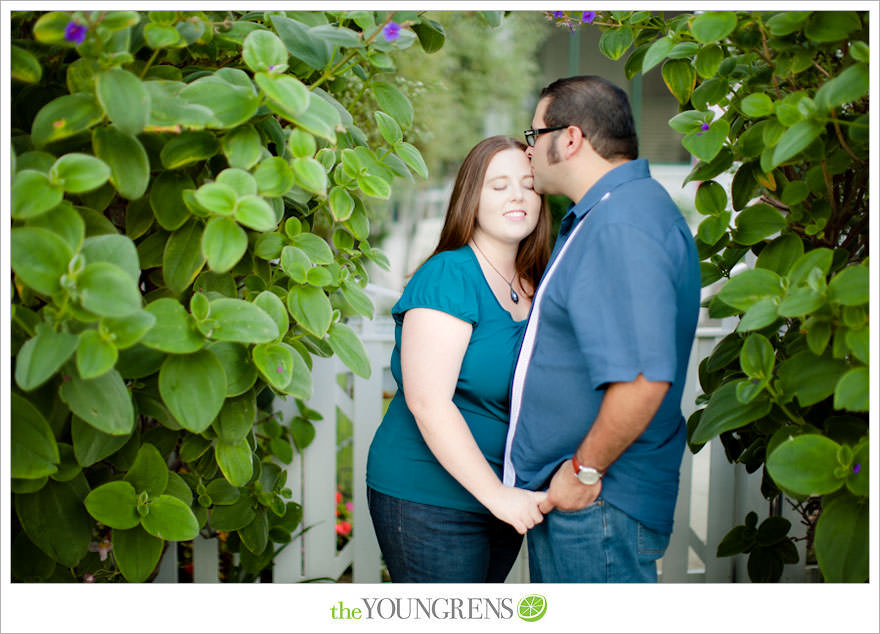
[540,75,638,160]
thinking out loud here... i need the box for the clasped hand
[487,486,548,535]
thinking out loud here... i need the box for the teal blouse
[366,245,527,514]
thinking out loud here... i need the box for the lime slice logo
[517,594,547,622]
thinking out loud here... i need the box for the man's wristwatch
[572,456,604,485]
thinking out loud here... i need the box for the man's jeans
[367,487,523,582]
[527,498,670,582]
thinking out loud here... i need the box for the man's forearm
[574,374,670,472]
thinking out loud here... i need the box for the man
[502,76,701,582]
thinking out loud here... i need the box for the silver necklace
[471,241,519,304]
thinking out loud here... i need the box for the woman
[366,136,552,582]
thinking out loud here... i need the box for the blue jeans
[527,498,670,582]
[367,487,523,583]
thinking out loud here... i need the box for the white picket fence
[153,307,810,584]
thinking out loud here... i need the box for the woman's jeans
[527,497,670,583]
[367,487,523,583]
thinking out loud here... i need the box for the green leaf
[11,44,42,83]
[740,333,774,379]
[755,234,804,275]
[163,219,205,295]
[84,480,141,529]
[144,22,181,48]
[242,29,289,73]
[412,17,446,53]
[695,44,724,79]
[207,298,280,343]
[14,324,79,391]
[11,171,63,219]
[254,156,295,198]
[682,118,729,163]
[777,351,848,407]
[769,119,824,169]
[239,510,268,554]
[113,525,163,582]
[141,494,200,541]
[395,142,428,179]
[142,297,205,353]
[668,110,705,134]
[661,59,696,105]
[234,195,277,232]
[716,525,757,557]
[10,226,72,295]
[222,124,263,170]
[202,216,248,274]
[696,211,730,245]
[271,14,330,70]
[598,27,634,61]
[75,329,117,379]
[159,349,227,433]
[732,203,786,245]
[254,290,289,337]
[777,286,824,318]
[327,321,371,379]
[124,443,169,496]
[834,367,868,412]
[288,92,340,143]
[767,435,844,496]
[205,478,240,505]
[96,69,150,136]
[374,111,403,145]
[76,261,142,317]
[71,415,130,467]
[736,297,780,332]
[253,342,294,391]
[15,480,91,567]
[215,391,256,443]
[328,187,355,222]
[210,494,255,531]
[209,342,258,397]
[160,131,219,170]
[828,266,868,306]
[290,417,316,451]
[150,171,194,231]
[82,234,140,283]
[814,494,868,582]
[739,92,774,118]
[31,93,104,148]
[804,11,862,43]
[195,182,237,216]
[254,72,310,120]
[642,35,675,74]
[179,75,259,130]
[287,128,317,158]
[691,11,738,43]
[765,11,810,36]
[291,232,334,265]
[216,438,254,487]
[373,80,413,129]
[287,285,332,337]
[292,157,327,197]
[92,126,150,200]
[690,380,772,445]
[340,280,375,319]
[60,368,134,435]
[718,268,783,311]
[11,392,59,479]
[694,180,727,215]
[788,248,833,286]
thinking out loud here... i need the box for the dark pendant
[509,285,520,304]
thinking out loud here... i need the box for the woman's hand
[485,486,547,535]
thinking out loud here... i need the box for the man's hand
[538,461,601,514]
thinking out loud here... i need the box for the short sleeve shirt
[507,159,701,534]
[366,246,527,513]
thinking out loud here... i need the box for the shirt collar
[558,159,651,235]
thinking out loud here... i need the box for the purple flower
[701,122,710,131]
[853,463,861,474]
[582,11,597,24]
[552,11,564,18]
[64,21,88,45]
[382,21,401,42]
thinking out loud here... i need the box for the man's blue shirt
[509,159,701,535]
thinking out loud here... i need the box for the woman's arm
[400,307,545,534]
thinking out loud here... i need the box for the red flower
[335,521,352,536]
[335,491,343,504]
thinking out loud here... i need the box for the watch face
[576,468,601,485]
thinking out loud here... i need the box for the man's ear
[563,125,586,159]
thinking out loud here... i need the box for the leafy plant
[10,9,458,582]
[554,10,869,582]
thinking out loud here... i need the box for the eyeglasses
[523,125,569,147]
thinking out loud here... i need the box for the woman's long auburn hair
[425,136,551,297]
